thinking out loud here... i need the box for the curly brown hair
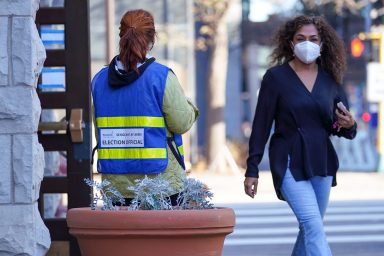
[269,15,347,84]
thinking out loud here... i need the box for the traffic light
[362,111,371,123]
[357,32,384,63]
[351,37,365,58]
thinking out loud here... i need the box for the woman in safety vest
[91,9,199,206]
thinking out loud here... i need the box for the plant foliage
[84,178,124,211]
[177,178,214,210]
[128,175,175,210]
[84,175,214,211]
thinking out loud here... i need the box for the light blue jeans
[281,168,333,256]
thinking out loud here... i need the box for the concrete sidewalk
[189,169,384,204]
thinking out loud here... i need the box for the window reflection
[40,0,65,8]
[44,193,67,219]
[38,67,66,92]
[40,24,65,50]
[40,109,67,134]
[44,151,67,177]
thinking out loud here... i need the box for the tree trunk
[206,17,228,166]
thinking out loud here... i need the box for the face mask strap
[291,41,295,56]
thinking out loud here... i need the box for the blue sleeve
[331,85,357,139]
[245,70,279,178]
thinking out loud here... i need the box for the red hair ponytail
[119,9,155,73]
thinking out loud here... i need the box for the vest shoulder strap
[166,137,185,170]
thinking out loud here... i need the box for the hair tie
[128,26,136,29]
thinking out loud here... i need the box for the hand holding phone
[334,101,355,130]
[336,102,347,116]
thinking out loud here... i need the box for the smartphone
[336,102,346,116]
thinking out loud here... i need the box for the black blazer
[246,63,357,200]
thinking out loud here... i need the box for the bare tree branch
[301,0,369,14]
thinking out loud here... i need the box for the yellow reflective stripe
[96,116,165,128]
[98,148,167,159]
[178,145,184,156]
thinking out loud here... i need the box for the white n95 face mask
[293,41,321,64]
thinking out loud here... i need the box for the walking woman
[244,15,357,255]
[91,9,199,206]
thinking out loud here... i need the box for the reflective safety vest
[91,62,185,174]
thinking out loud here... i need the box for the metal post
[105,0,115,63]
[186,0,198,164]
[377,33,384,172]
[364,1,372,33]
[163,0,169,60]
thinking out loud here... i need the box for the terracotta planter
[67,207,235,256]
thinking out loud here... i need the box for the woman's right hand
[244,177,259,198]
[335,102,355,131]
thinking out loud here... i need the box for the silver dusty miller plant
[177,178,214,210]
[129,175,214,210]
[128,175,175,210]
[84,175,214,211]
[84,178,124,210]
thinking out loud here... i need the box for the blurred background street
[33,0,384,255]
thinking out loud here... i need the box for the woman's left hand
[335,102,355,131]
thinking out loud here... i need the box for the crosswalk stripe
[236,213,384,224]
[224,201,384,252]
[233,206,384,216]
[225,237,295,245]
[229,224,384,236]
[224,235,384,246]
